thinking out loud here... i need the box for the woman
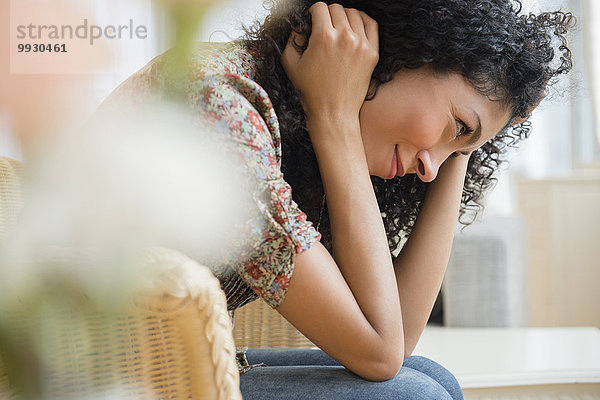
[99,0,574,398]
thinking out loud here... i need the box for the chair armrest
[134,247,242,400]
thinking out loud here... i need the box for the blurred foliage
[152,0,220,100]
[0,1,221,398]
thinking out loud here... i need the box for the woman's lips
[386,146,407,179]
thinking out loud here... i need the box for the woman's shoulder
[101,40,260,104]
[182,42,281,157]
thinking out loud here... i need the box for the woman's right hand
[281,2,379,126]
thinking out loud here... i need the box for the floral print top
[99,41,321,313]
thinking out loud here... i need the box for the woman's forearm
[308,115,404,353]
[393,155,469,357]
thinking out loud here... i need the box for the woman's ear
[365,80,378,100]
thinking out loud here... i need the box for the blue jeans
[240,348,464,399]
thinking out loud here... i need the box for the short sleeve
[189,71,321,308]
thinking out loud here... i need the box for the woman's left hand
[433,153,471,186]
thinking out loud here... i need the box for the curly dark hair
[243,0,575,254]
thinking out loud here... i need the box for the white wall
[199,0,267,42]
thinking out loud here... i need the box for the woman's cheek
[403,111,445,150]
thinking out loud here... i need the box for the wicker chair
[232,300,316,350]
[0,157,241,399]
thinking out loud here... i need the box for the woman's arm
[276,3,403,381]
[394,154,470,357]
[278,117,404,380]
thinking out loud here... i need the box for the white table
[413,326,600,399]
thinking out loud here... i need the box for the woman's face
[359,67,512,182]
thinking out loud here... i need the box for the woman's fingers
[360,11,379,48]
[308,2,333,33]
[327,3,351,30]
[310,3,372,42]
[312,3,378,53]
[345,8,367,39]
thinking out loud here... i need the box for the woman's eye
[455,119,473,138]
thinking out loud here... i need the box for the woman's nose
[415,150,440,182]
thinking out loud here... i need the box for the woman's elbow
[353,350,404,382]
